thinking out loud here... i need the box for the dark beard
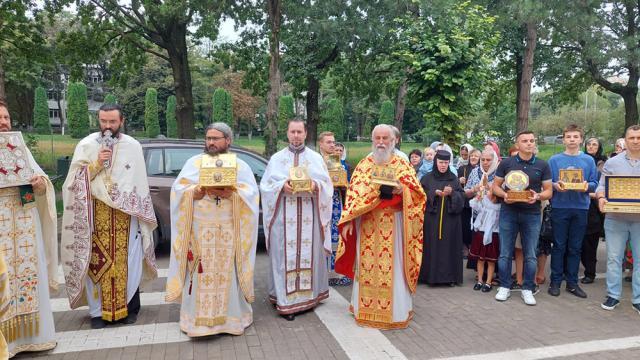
[102,127,120,138]
[204,146,228,156]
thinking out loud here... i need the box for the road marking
[314,287,408,360]
[51,291,168,313]
[51,322,189,354]
[438,335,640,360]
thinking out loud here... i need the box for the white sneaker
[495,287,511,301]
[521,290,536,306]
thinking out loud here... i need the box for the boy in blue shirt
[548,124,598,299]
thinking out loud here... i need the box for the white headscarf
[458,143,474,166]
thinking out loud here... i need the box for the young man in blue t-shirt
[548,124,598,299]
[492,131,553,306]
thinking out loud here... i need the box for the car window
[146,149,164,176]
[164,148,203,176]
[236,152,266,182]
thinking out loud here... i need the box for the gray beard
[205,147,227,156]
[372,145,393,165]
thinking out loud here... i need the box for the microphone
[100,130,116,168]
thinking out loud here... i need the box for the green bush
[166,95,178,138]
[144,88,160,138]
[212,88,233,127]
[278,95,295,139]
[33,86,51,134]
[319,98,344,141]
[104,94,117,105]
[67,82,90,138]
[379,100,394,125]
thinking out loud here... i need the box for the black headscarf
[584,137,607,167]
[433,150,455,179]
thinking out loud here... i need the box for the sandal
[481,283,492,293]
[473,282,483,291]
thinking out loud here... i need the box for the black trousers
[128,288,141,315]
[581,233,600,279]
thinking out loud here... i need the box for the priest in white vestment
[0,101,58,357]
[260,119,333,321]
[165,123,259,336]
[61,104,157,329]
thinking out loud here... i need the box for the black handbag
[540,204,553,241]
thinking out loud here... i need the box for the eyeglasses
[206,136,226,141]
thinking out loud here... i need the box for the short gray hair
[371,124,396,141]
[206,122,233,139]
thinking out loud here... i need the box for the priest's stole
[191,196,235,326]
[88,200,130,322]
[357,207,396,325]
[283,195,315,300]
[0,187,40,342]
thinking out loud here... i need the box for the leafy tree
[166,95,178,138]
[33,86,51,134]
[212,88,233,127]
[144,88,160,138]
[57,0,229,138]
[378,100,395,125]
[278,95,295,139]
[67,82,90,138]
[319,98,344,140]
[104,93,117,105]
[543,1,640,129]
[393,1,499,147]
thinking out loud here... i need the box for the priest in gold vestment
[335,124,426,329]
[0,100,58,357]
[62,104,157,329]
[166,123,259,336]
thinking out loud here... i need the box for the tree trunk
[622,88,639,131]
[394,78,408,148]
[265,0,281,157]
[516,22,537,134]
[306,76,320,149]
[57,94,65,135]
[165,26,195,139]
[0,58,6,102]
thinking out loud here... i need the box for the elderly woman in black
[419,150,466,286]
[581,137,607,284]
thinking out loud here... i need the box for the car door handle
[149,186,160,192]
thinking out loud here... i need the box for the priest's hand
[193,185,206,200]
[208,187,233,199]
[30,175,46,195]
[283,180,294,194]
[97,148,112,167]
[392,182,403,195]
[341,221,353,240]
[310,180,317,193]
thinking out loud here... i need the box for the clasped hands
[435,185,453,197]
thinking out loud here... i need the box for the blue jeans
[550,208,588,286]
[604,217,640,304]
[498,208,541,291]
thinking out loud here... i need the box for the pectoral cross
[214,196,222,206]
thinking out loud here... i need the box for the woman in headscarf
[459,148,480,259]
[435,143,459,176]
[581,137,607,284]
[456,144,474,168]
[419,150,466,286]
[334,142,351,182]
[466,149,501,292]
[610,138,626,158]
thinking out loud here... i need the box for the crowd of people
[1,97,640,357]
